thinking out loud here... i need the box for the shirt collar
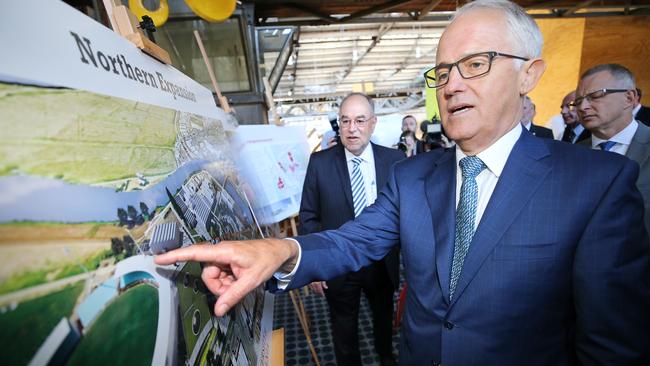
[633,104,641,117]
[572,123,585,136]
[456,123,522,178]
[522,121,532,130]
[345,143,374,165]
[591,119,638,148]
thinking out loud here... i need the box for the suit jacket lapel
[626,122,650,168]
[425,148,457,304]
[334,145,355,213]
[373,143,390,189]
[450,132,552,306]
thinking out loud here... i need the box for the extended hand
[154,238,299,316]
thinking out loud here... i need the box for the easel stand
[278,214,321,366]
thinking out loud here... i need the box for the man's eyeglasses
[570,89,631,107]
[339,117,373,128]
[424,51,529,89]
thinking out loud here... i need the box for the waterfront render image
[0,83,272,366]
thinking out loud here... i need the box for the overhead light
[288,54,296,66]
[416,46,422,58]
[352,48,359,62]
[288,90,293,96]
[282,28,291,35]
[272,29,279,36]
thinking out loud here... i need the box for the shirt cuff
[272,238,302,290]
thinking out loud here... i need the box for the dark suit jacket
[636,105,650,126]
[291,130,650,365]
[529,123,554,139]
[298,142,404,288]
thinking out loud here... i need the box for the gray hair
[453,0,543,59]
[339,92,375,115]
[580,63,636,89]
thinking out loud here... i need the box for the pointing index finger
[154,243,232,265]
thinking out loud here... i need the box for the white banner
[0,0,220,118]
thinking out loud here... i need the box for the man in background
[634,88,650,125]
[577,63,650,235]
[520,95,554,138]
[560,90,590,143]
[300,93,403,366]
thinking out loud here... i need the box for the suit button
[444,320,454,330]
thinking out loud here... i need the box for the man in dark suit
[521,95,553,138]
[156,1,650,365]
[299,93,403,366]
[634,88,650,125]
[576,63,650,236]
[560,90,591,143]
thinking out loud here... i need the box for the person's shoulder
[544,137,636,174]
[394,147,451,172]
[373,143,406,161]
[310,144,342,161]
[532,124,554,138]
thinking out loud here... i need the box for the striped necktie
[598,141,616,151]
[351,157,367,217]
[450,156,486,300]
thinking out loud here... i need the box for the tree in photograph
[111,237,124,256]
[140,202,150,220]
[117,208,128,226]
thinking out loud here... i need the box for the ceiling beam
[289,27,301,95]
[336,23,394,87]
[283,2,337,23]
[416,0,444,20]
[337,0,417,24]
[562,0,596,16]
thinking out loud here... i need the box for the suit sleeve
[573,159,650,364]
[289,162,402,289]
[298,154,322,235]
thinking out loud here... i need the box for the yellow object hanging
[128,0,169,27]
[184,0,236,22]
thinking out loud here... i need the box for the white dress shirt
[590,120,638,156]
[455,124,522,227]
[344,144,377,207]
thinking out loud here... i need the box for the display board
[0,2,273,366]
[229,125,310,225]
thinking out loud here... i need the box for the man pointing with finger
[157,1,650,364]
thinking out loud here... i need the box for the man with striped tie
[298,92,404,366]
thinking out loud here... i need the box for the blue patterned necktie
[450,156,486,300]
[351,157,367,217]
[598,141,616,151]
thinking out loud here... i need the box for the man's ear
[625,89,637,109]
[519,58,546,95]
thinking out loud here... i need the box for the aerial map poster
[0,2,273,366]
[229,125,310,225]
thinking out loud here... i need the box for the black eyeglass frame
[424,51,530,89]
[570,89,632,107]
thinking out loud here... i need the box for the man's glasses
[570,89,631,107]
[339,117,373,128]
[424,51,529,89]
